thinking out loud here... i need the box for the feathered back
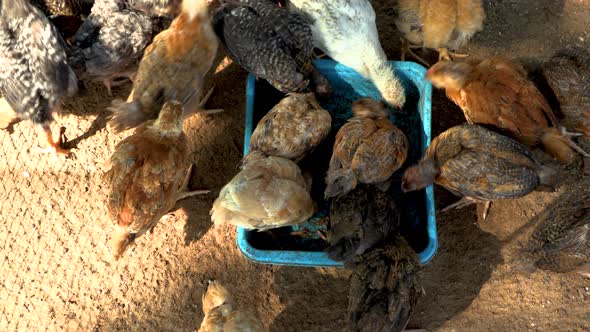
[202,281,233,315]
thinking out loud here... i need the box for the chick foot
[437,48,469,62]
[103,77,131,97]
[34,126,72,157]
[561,127,590,157]
[400,38,429,67]
[176,165,210,202]
[482,201,492,221]
[441,196,478,213]
[184,87,224,117]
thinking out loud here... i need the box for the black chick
[325,185,401,263]
[349,236,423,332]
[0,0,78,155]
[69,0,154,95]
[520,183,590,277]
[212,0,331,97]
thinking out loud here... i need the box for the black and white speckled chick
[69,0,154,95]
[30,0,95,17]
[129,0,181,17]
[0,0,78,155]
[212,0,331,97]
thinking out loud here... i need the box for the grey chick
[325,185,401,263]
[0,0,78,156]
[349,236,423,332]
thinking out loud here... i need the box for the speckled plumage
[248,93,332,162]
[288,0,406,107]
[541,47,590,138]
[524,184,590,276]
[30,0,95,17]
[212,0,330,96]
[69,0,153,89]
[210,152,315,231]
[104,101,192,259]
[348,236,422,332]
[325,98,409,198]
[325,185,401,263]
[0,0,78,125]
[402,124,553,203]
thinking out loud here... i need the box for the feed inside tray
[245,65,429,254]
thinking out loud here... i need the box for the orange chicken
[248,93,332,162]
[325,98,408,198]
[395,0,485,65]
[210,151,315,231]
[107,0,222,133]
[198,281,264,332]
[426,57,590,164]
[104,101,209,259]
[402,124,556,220]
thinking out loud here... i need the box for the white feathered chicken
[288,0,406,108]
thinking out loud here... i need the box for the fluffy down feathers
[0,0,78,125]
[325,98,408,198]
[104,101,190,259]
[348,237,423,332]
[248,93,331,162]
[211,152,315,231]
[325,185,400,263]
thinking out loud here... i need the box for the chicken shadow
[268,266,349,332]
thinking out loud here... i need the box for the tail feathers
[324,169,357,199]
[111,225,134,260]
[541,128,576,164]
[107,99,145,133]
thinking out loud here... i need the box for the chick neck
[364,47,406,108]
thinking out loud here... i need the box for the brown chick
[395,0,485,65]
[210,151,315,231]
[107,0,222,133]
[402,124,556,221]
[325,98,409,199]
[325,185,401,263]
[104,100,209,259]
[349,236,423,332]
[198,281,264,332]
[248,92,332,163]
[541,47,590,138]
[517,183,590,278]
[426,57,590,164]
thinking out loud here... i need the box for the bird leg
[176,164,210,202]
[0,97,19,129]
[102,78,131,96]
[34,125,72,156]
[183,87,224,117]
[560,127,590,157]
[400,38,430,67]
[437,48,469,62]
[440,196,478,213]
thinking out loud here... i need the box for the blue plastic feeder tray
[238,60,437,267]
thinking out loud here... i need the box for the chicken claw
[176,164,210,201]
[184,87,224,117]
[560,127,590,157]
[34,126,72,157]
[400,38,430,67]
[437,48,470,62]
[440,196,478,213]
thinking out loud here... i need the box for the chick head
[401,159,438,193]
[426,60,473,90]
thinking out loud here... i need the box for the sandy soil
[1,0,589,331]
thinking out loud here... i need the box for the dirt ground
[1,0,589,331]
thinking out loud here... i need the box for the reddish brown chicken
[402,124,556,220]
[325,98,409,198]
[104,101,209,259]
[426,57,590,164]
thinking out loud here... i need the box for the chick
[395,0,485,65]
[210,151,315,231]
[108,0,221,133]
[541,47,590,138]
[104,101,209,259]
[402,124,556,220]
[130,0,181,17]
[198,281,264,332]
[288,0,406,108]
[212,0,331,97]
[348,236,423,332]
[426,57,590,164]
[0,0,78,156]
[518,184,589,278]
[325,185,400,263]
[325,98,409,199]
[30,0,94,17]
[248,93,332,162]
[69,0,154,95]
